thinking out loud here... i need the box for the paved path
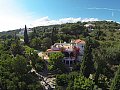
[31,68,56,90]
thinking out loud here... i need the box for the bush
[74,75,95,90]
[56,74,68,86]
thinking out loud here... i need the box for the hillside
[0,21,120,90]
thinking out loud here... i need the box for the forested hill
[1,20,120,38]
[0,20,120,51]
[1,21,120,89]
[1,20,120,51]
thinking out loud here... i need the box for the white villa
[45,39,85,66]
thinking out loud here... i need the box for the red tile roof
[74,39,85,44]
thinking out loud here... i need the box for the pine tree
[33,28,37,38]
[51,27,57,44]
[80,37,94,78]
[110,65,120,90]
[24,25,29,44]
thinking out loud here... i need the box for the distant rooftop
[84,24,95,27]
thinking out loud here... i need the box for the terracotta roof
[46,49,61,52]
[74,39,85,44]
[46,49,52,52]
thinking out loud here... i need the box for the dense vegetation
[0,21,120,90]
[0,36,45,89]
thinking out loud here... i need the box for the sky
[0,0,120,31]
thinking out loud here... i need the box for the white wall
[76,43,85,55]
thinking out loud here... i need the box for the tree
[56,74,68,86]
[70,24,84,37]
[24,25,29,44]
[10,40,24,56]
[74,75,94,90]
[49,52,64,64]
[80,37,95,78]
[27,82,44,90]
[12,55,29,75]
[83,29,89,38]
[56,72,79,89]
[61,26,70,35]
[41,37,52,51]
[110,65,120,90]
[51,27,58,44]
[93,48,108,86]
[30,38,42,50]
[48,52,68,73]
[29,28,38,39]
[56,72,95,90]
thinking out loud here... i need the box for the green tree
[28,82,44,90]
[29,28,38,39]
[74,75,94,90]
[56,72,95,90]
[93,48,111,89]
[49,52,64,64]
[70,24,84,37]
[80,37,95,78]
[110,65,120,90]
[24,46,45,72]
[30,38,42,50]
[24,25,29,44]
[51,27,58,44]
[29,51,38,67]
[93,49,106,85]
[56,72,79,89]
[12,55,29,75]
[41,37,52,51]
[18,82,26,90]
[56,74,68,86]
[10,40,24,56]
[48,52,68,73]
[61,26,70,35]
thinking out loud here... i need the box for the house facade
[84,23,95,31]
[45,39,85,66]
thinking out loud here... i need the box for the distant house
[45,39,85,66]
[84,24,95,31]
[17,28,33,36]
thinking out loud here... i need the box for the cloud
[80,18,99,22]
[0,0,32,31]
[0,15,32,31]
[30,17,99,27]
[87,7,120,17]
[87,7,120,12]
[0,15,99,31]
[112,12,114,17]
[0,15,30,31]
[0,0,99,31]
